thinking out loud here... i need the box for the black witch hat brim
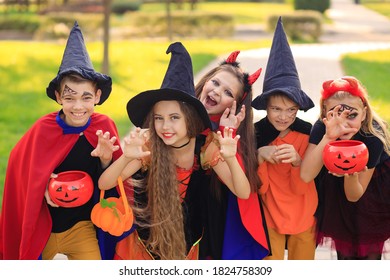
[46,68,112,105]
[46,22,112,105]
[251,86,314,112]
[127,88,211,129]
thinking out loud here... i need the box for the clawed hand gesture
[323,105,358,140]
[123,127,151,160]
[91,130,120,167]
[216,127,240,160]
[219,101,245,129]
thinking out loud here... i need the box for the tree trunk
[102,0,111,75]
[166,0,173,41]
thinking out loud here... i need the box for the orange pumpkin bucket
[91,176,134,236]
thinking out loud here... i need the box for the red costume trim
[0,112,122,259]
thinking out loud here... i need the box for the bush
[33,13,103,40]
[111,0,142,14]
[267,10,323,42]
[294,0,330,14]
[121,11,234,38]
[0,14,41,33]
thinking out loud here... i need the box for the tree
[102,0,111,75]
[166,0,173,41]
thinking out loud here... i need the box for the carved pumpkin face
[323,140,369,175]
[48,171,93,208]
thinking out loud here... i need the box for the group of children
[1,18,390,260]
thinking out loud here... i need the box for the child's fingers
[230,100,237,113]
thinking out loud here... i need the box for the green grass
[364,3,390,19]
[341,50,390,119]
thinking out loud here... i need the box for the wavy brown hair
[130,101,205,260]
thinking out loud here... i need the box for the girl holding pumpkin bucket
[194,51,270,260]
[98,42,252,260]
[300,76,390,260]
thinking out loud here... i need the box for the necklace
[171,139,191,149]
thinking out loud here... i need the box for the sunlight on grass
[342,50,390,123]
[365,3,390,19]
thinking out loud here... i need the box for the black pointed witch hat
[126,42,211,129]
[251,17,314,111]
[46,21,112,105]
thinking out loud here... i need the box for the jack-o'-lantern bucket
[323,140,369,175]
[48,171,93,208]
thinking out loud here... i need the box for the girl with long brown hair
[98,42,250,260]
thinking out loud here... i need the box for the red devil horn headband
[226,50,240,64]
[222,50,262,101]
[242,67,262,101]
[248,68,262,86]
[321,76,365,102]
[222,50,240,67]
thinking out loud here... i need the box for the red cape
[0,112,123,259]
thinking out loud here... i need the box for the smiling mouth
[57,198,78,203]
[162,133,174,139]
[334,163,356,171]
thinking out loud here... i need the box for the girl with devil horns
[195,51,270,260]
[301,76,390,259]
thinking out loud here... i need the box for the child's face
[199,71,241,116]
[323,95,366,140]
[55,80,101,127]
[153,101,190,147]
[266,95,299,133]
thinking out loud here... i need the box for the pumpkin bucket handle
[99,176,130,216]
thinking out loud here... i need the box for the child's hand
[123,127,150,160]
[274,143,301,166]
[45,173,59,207]
[323,105,358,140]
[216,127,239,160]
[258,145,278,164]
[219,101,245,129]
[91,130,120,167]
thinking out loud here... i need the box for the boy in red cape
[0,22,129,260]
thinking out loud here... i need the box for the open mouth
[205,96,217,107]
